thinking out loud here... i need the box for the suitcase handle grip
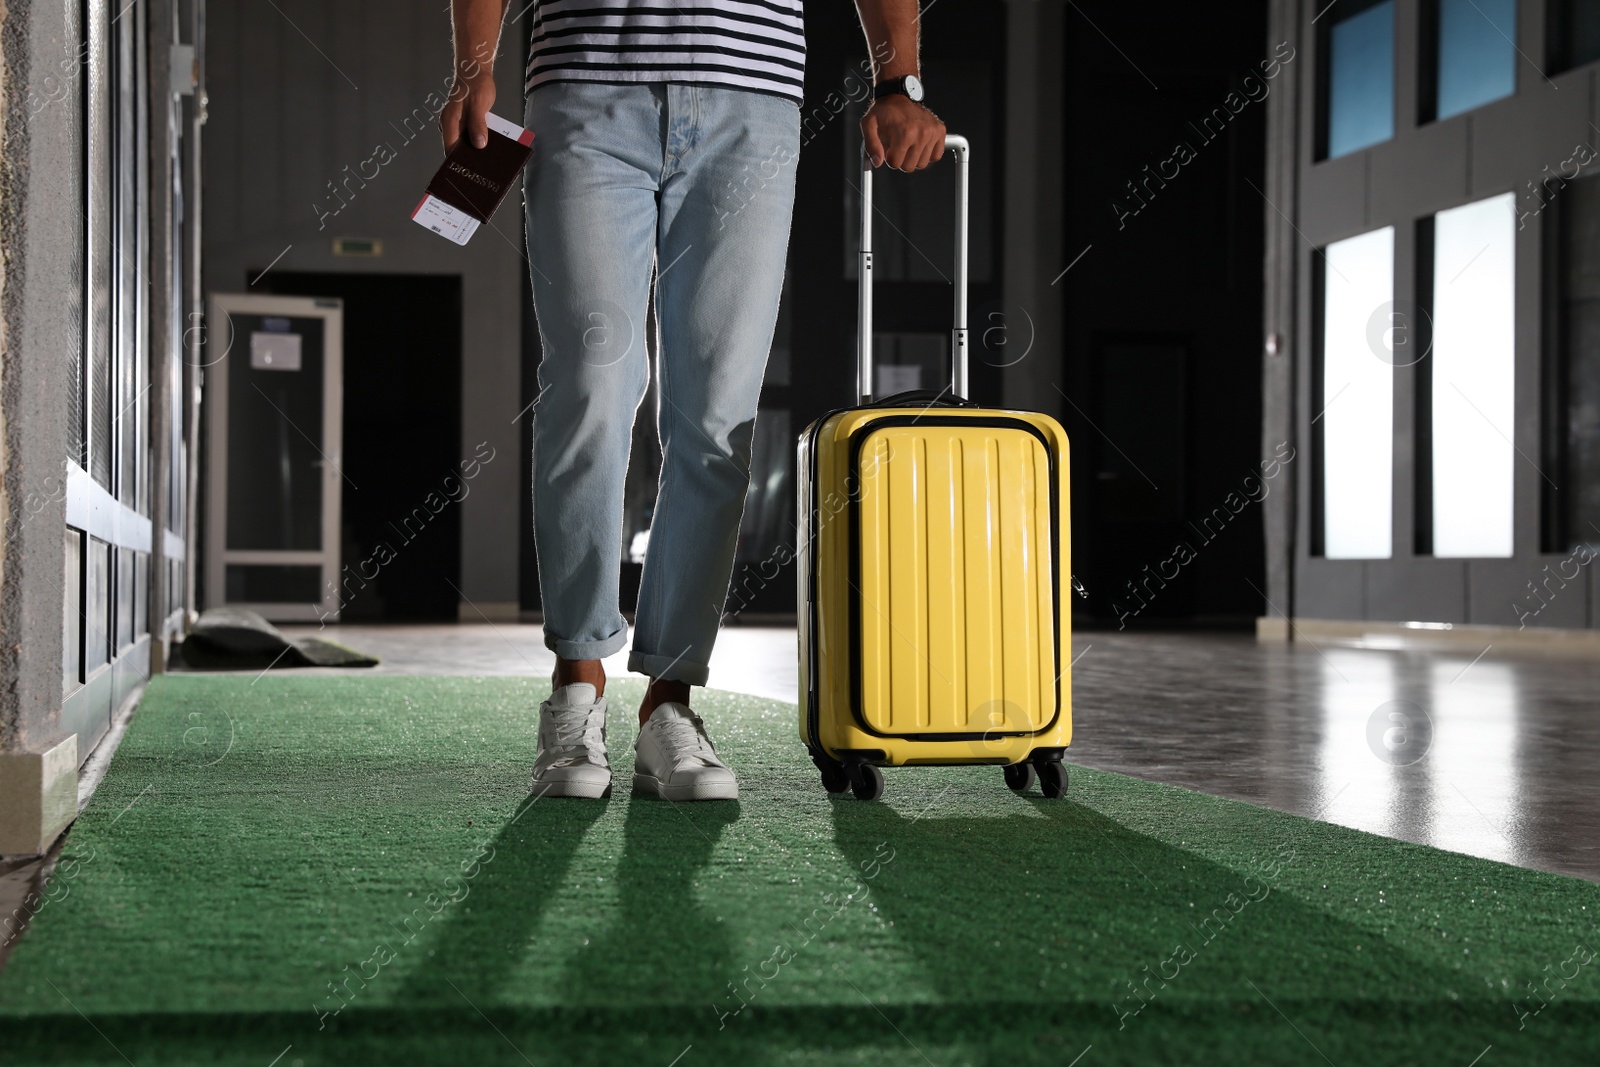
[869,388,981,410]
[857,133,970,406]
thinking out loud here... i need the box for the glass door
[204,293,343,621]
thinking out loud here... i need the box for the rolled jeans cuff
[544,623,629,663]
[628,648,709,687]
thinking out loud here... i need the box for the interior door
[205,293,343,621]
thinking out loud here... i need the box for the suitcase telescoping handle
[857,134,971,406]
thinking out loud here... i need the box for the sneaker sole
[531,777,612,799]
[631,772,738,802]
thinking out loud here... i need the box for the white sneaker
[531,683,611,799]
[633,703,738,801]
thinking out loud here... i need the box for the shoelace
[542,706,606,765]
[651,714,720,766]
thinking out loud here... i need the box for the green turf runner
[1,675,1596,1065]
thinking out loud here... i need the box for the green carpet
[2,675,1597,1066]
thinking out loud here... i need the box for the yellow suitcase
[797,136,1072,801]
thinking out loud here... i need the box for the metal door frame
[205,292,343,621]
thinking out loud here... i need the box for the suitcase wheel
[1036,759,1068,800]
[813,754,850,794]
[848,763,885,802]
[1003,762,1036,792]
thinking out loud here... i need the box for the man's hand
[861,95,946,171]
[440,69,496,153]
[440,0,507,153]
[853,0,944,170]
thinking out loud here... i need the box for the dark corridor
[259,271,464,621]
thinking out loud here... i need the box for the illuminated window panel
[1322,226,1395,559]
[1432,193,1516,558]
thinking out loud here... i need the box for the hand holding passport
[412,111,533,245]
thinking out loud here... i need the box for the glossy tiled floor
[273,621,801,704]
[1066,632,1600,883]
[274,623,1600,882]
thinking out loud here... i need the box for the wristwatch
[873,74,925,103]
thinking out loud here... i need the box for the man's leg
[524,84,663,684]
[631,84,800,715]
[522,84,668,798]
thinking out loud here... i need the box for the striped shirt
[524,1,806,102]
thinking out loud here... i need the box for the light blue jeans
[523,83,799,686]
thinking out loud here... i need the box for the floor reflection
[1314,648,1410,842]
[1425,658,1522,868]
[1066,633,1600,882]
[1312,650,1522,867]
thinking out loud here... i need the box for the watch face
[904,74,925,102]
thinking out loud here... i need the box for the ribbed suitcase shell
[799,405,1071,767]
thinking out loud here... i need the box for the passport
[411,111,533,245]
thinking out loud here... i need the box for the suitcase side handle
[857,133,970,406]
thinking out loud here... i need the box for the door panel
[206,294,343,621]
[223,314,327,551]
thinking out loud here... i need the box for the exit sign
[331,238,383,257]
